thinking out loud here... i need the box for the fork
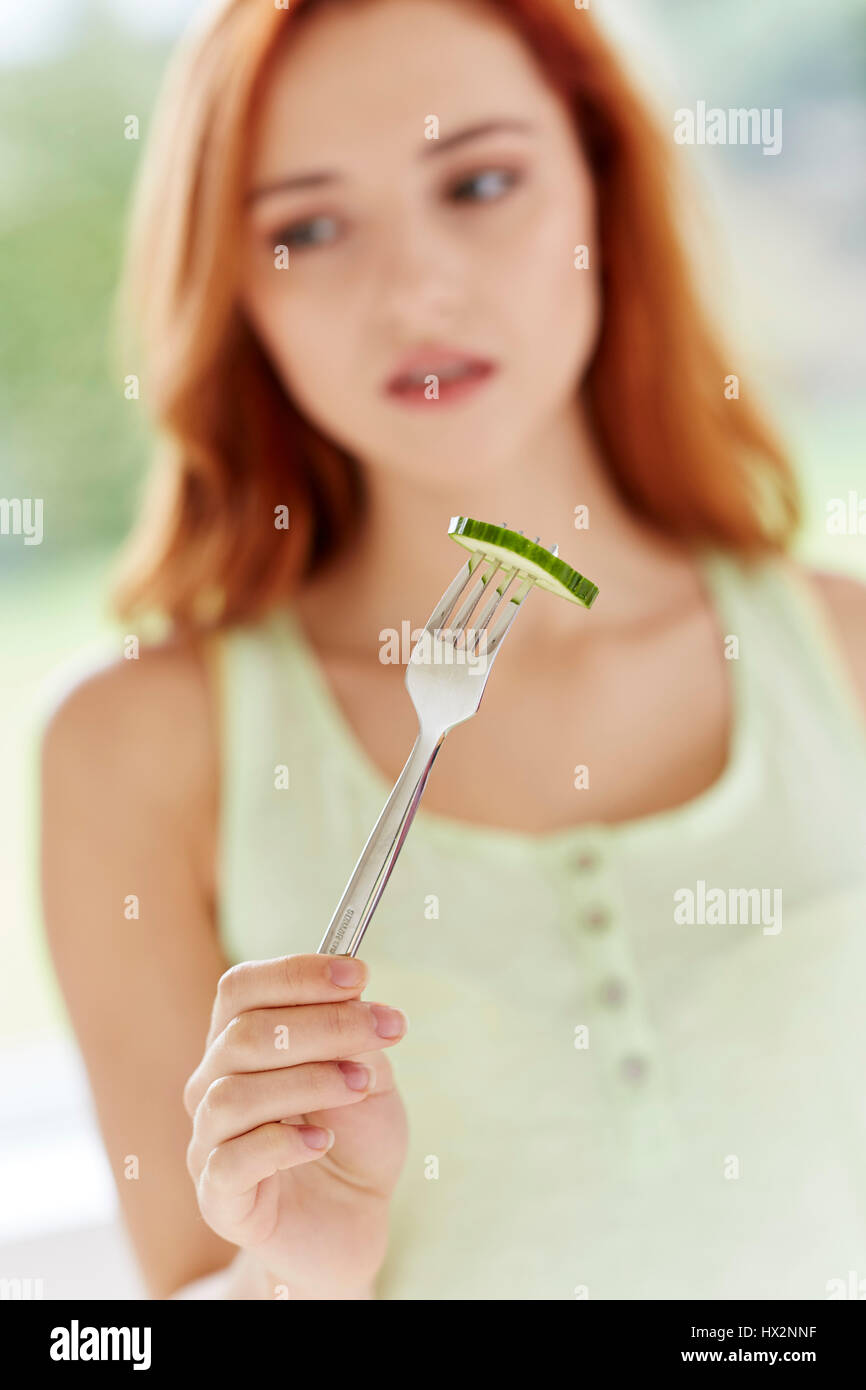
[317,528,558,957]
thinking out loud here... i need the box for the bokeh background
[1,0,864,1295]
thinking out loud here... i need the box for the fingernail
[370,1004,408,1038]
[337,1060,373,1091]
[300,1125,335,1150]
[329,956,365,988]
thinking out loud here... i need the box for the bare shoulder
[800,565,866,716]
[40,631,219,851]
[39,632,234,1295]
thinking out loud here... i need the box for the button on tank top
[208,547,866,1299]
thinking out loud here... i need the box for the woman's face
[238,0,601,483]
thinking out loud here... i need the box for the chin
[381,411,526,471]
[391,436,509,486]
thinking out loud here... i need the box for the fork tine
[480,573,534,661]
[450,557,505,634]
[466,565,519,649]
[422,556,476,634]
[420,537,542,663]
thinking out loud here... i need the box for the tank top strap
[698,545,866,762]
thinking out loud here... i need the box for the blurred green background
[1,0,864,1046]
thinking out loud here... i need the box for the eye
[272,214,341,250]
[448,167,522,204]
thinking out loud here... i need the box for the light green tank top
[210,548,866,1300]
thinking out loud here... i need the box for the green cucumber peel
[447,516,599,609]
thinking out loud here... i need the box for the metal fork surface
[317,550,537,956]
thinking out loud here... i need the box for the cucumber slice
[448,516,599,609]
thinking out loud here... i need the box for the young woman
[40,0,866,1301]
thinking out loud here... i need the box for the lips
[384,346,497,399]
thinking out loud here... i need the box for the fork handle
[317,727,445,957]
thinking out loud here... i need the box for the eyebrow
[245,118,536,205]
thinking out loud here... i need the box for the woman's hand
[183,952,409,1298]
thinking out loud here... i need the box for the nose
[371,207,464,338]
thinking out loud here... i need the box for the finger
[271,1048,398,1126]
[187,1059,377,1175]
[185,953,372,1116]
[186,998,407,1114]
[206,953,370,1050]
[197,1121,335,1233]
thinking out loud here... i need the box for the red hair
[109,0,800,632]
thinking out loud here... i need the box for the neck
[296,393,699,658]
